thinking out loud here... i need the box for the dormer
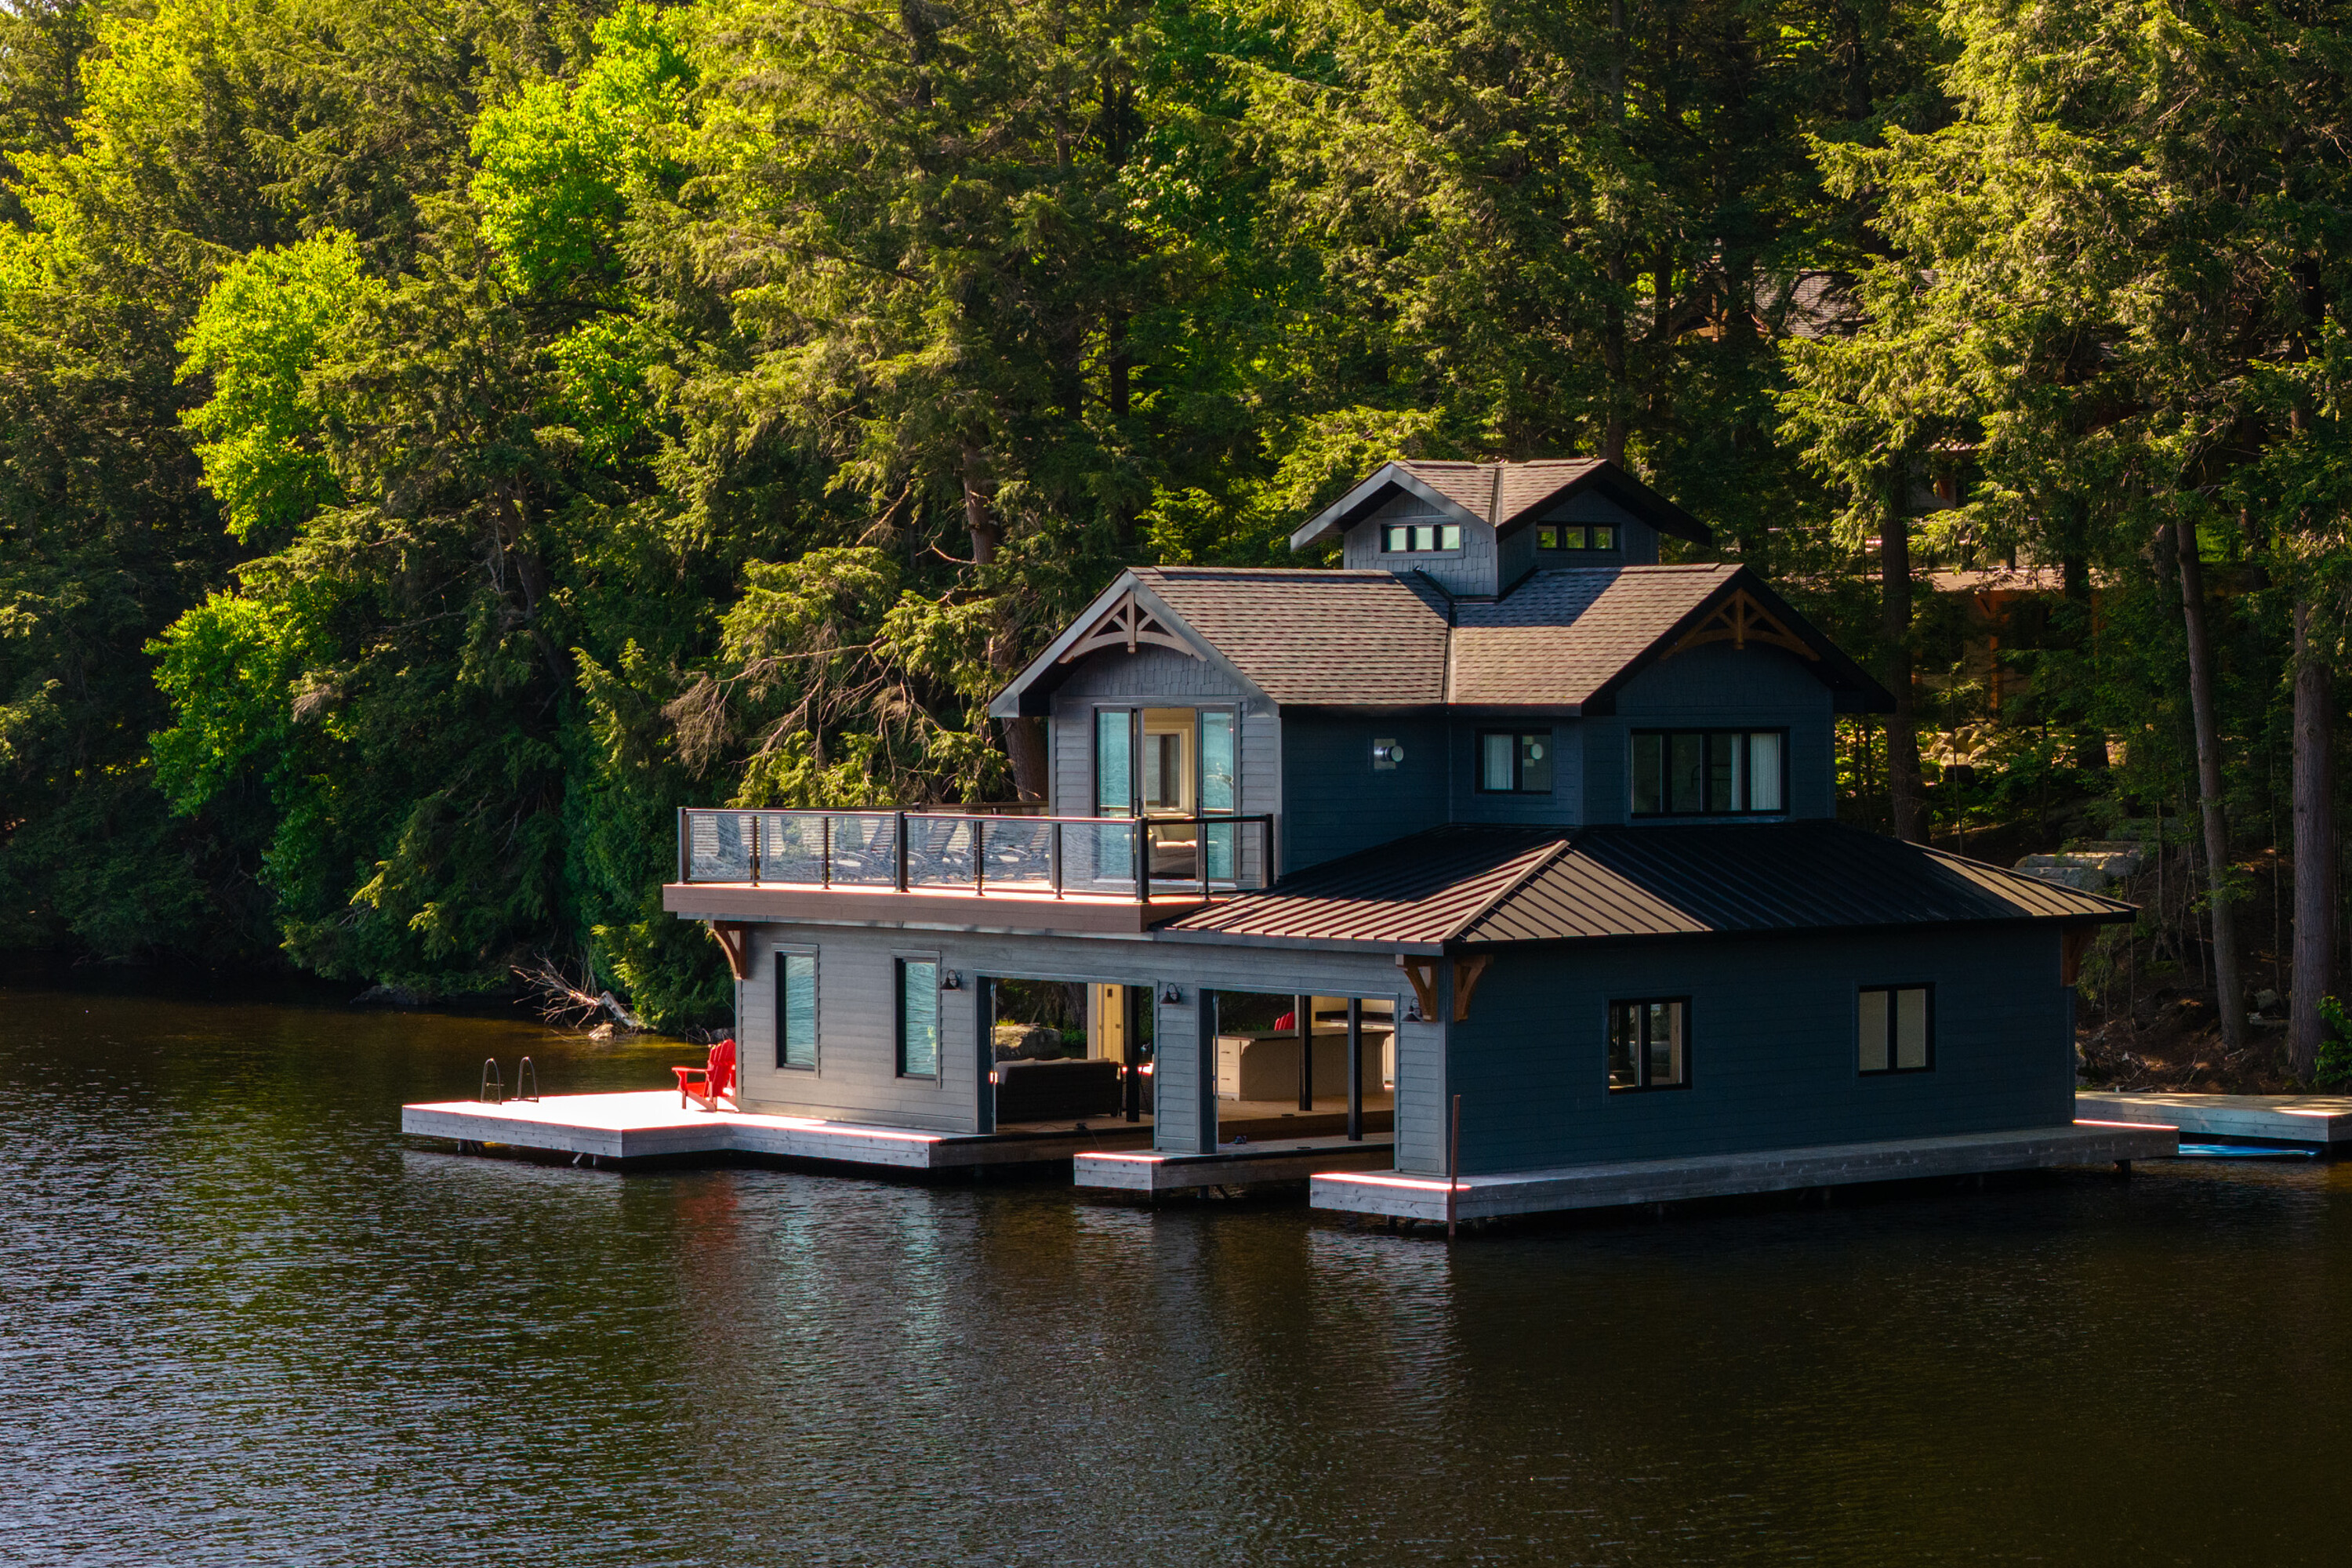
[1288,458,1715,599]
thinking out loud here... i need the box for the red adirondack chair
[673,1037,737,1111]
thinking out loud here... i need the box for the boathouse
[622,456,2166,1217]
[400,459,2165,1205]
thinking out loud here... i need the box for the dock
[1310,1121,2180,1224]
[1074,1134,1395,1196]
[401,1091,1151,1170]
[2074,1091,2352,1149]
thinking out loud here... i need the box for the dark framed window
[1383,521,1461,554]
[1477,730,1555,793]
[1859,985,1933,1074]
[897,959,939,1078]
[1536,523,1617,551]
[1630,729,1786,816]
[1608,999,1689,1091]
[777,951,817,1070]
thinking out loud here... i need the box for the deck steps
[1075,1134,1393,1195]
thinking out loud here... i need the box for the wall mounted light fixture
[1159,982,1183,1005]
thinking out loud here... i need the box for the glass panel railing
[758,812,826,884]
[687,810,756,882]
[906,815,977,887]
[824,812,899,887]
[681,809,1272,899]
[978,816,1056,891]
[1060,818,1138,895]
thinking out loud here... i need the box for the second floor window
[1536,523,1616,550]
[1478,731,1555,793]
[1383,522,1461,553]
[1631,729,1785,816]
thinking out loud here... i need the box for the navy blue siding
[1602,641,1836,821]
[1441,926,2074,1174]
[1279,713,1450,873]
[1446,720,1581,826]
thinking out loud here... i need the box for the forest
[0,0,2345,1076]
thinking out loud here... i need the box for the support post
[895,811,909,891]
[975,976,996,1134]
[1346,998,1364,1142]
[1295,992,1313,1111]
[1447,1092,1461,1241]
[1123,983,1143,1123]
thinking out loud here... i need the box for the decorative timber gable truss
[1058,589,1203,664]
[1666,588,1819,662]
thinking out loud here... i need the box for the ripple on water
[2,984,2347,1566]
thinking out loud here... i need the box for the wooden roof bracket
[1451,955,1491,1022]
[1059,589,1203,663]
[709,920,753,982]
[2059,924,2099,986]
[1396,955,1440,1022]
[1667,588,1820,662]
[1398,953,1491,1022]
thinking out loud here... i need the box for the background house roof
[1160,822,2133,951]
[1289,458,1711,550]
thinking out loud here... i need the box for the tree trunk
[1000,716,1048,804]
[2292,597,2335,1079]
[1879,487,1925,841]
[2171,520,2245,1050]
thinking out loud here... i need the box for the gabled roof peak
[1290,456,1711,551]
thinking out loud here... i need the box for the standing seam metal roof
[1161,822,2133,948]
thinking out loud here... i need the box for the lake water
[4,980,2348,1566]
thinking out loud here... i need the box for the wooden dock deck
[2074,1091,2352,1148]
[401,1091,1152,1170]
[1310,1121,2180,1225]
[1074,1134,1395,1196]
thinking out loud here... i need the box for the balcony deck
[669,806,1271,934]
[662,878,1209,933]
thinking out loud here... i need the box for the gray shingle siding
[1342,491,1499,599]
[1443,926,2073,1174]
[1046,648,1268,818]
[731,921,1407,1149]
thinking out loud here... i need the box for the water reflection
[2,982,2347,1565]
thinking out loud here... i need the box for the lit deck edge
[1308,1122,2180,1221]
[662,881,1207,935]
[2074,1091,2352,1145]
[1073,1137,1396,1193]
[401,1092,1152,1169]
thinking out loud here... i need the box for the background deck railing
[678,808,1273,902]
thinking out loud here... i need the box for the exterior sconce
[939,970,963,991]
[1159,982,1183,1005]
[1371,738,1404,771]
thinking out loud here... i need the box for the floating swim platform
[2173,1143,2320,1160]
